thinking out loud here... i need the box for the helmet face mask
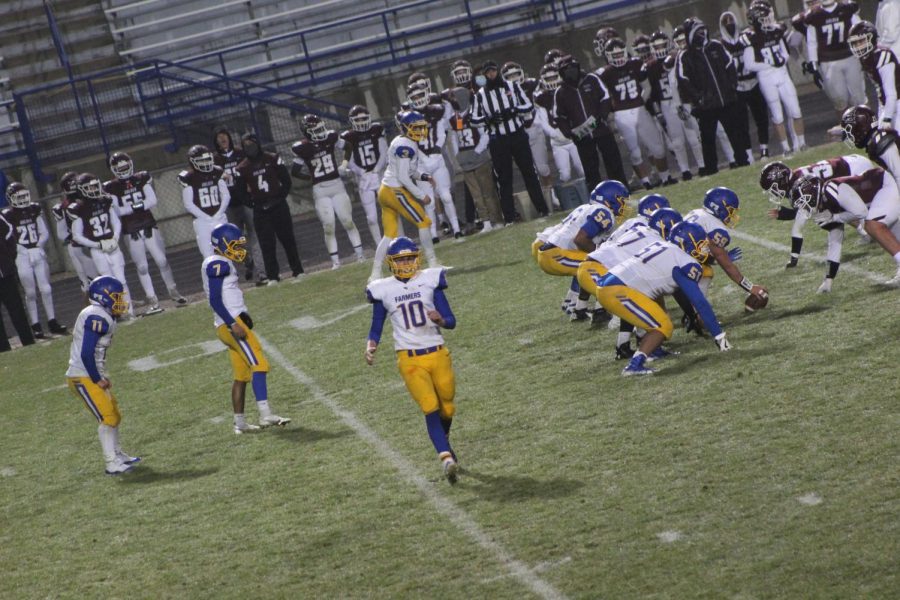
[590,180,632,220]
[302,115,329,142]
[673,28,687,51]
[790,176,822,217]
[605,40,629,67]
[386,237,420,279]
[849,32,874,58]
[398,111,429,143]
[406,84,429,110]
[211,223,248,263]
[704,187,741,227]
[632,35,652,62]
[501,62,525,84]
[840,105,875,149]
[6,183,31,208]
[77,174,104,200]
[188,145,215,172]
[760,162,792,204]
[650,35,670,60]
[408,73,432,95]
[109,152,133,180]
[89,276,129,317]
[349,105,371,132]
[451,61,472,86]
[539,67,561,91]
[669,222,711,263]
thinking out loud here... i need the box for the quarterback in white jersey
[365,237,460,483]
[370,110,440,282]
[65,276,139,475]
[684,188,768,302]
[203,223,290,434]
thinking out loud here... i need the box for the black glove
[143,226,154,239]
[239,311,254,330]
[130,231,141,241]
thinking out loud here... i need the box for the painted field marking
[128,340,224,372]
[40,384,69,394]
[1,467,16,477]
[730,230,890,284]
[797,492,823,506]
[481,556,573,584]
[656,530,683,543]
[289,304,369,331]
[257,333,568,600]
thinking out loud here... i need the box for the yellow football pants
[216,317,270,382]
[378,184,432,238]
[397,347,455,418]
[68,377,121,427]
[576,259,609,297]
[531,239,542,264]
[537,245,587,276]
[596,285,674,339]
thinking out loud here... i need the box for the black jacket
[551,72,612,140]
[0,212,17,278]
[675,40,738,110]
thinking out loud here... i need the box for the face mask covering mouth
[243,142,260,158]
[724,21,736,37]
[561,65,580,84]
[474,75,487,87]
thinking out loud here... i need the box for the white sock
[574,297,588,310]
[781,140,791,153]
[331,253,340,267]
[418,230,438,266]
[354,245,364,259]
[760,144,768,154]
[482,221,492,232]
[234,413,246,427]
[641,177,650,185]
[616,331,632,346]
[98,424,117,463]
[658,170,669,180]
[796,134,805,147]
[893,251,900,265]
[256,400,271,418]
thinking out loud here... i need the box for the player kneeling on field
[594,221,732,376]
[202,223,290,434]
[365,237,460,484]
[65,276,140,475]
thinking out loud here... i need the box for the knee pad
[136,262,149,276]
[323,224,336,236]
[103,408,122,428]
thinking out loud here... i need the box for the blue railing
[8,0,650,181]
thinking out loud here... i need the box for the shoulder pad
[51,203,64,220]
[205,258,230,278]
[372,123,384,136]
[326,130,338,144]
[846,0,858,14]
[339,130,352,141]
[872,130,898,157]
[291,140,307,155]
[394,145,416,159]
[177,170,191,187]
[137,171,152,185]
[84,314,111,335]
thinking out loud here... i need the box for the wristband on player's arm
[739,277,755,292]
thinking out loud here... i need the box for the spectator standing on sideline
[0,210,35,351]
[552,55,629,190]
[676,18,751,175]
[235,133,304,284]
[877,0,900,58]
[214,127,266,285]
[471,60,549,224]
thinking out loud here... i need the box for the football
[744,291,770,312]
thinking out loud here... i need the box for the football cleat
[681,171,693,181]
[786,256,799,268]
[170,290,188,305]
[622,354,654,376]
[259,414,291,428]
[570,308,589,322]
[104,460,133,475]
[441,454,459,484]
[47,319,68,335]
[615,343,635,360]
[646,346,680,362]
[817,278,833,294]
[591,308,612,326]
[31,323,46,339]
[661,176,679,186]
[886,267,900,288]
[116,451,141,465]
[234,422,262,435]
[144,298,164,316]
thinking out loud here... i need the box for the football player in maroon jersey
[803,0,865,135]
[341,105,387,243]
[533,64,585,207]
[105,151,185,314]
[601,38,674,188]
[292,114,364,269]
[1,182,67,337]
[849,21,900,131]
[68,173,135,318]
[179,145,230,259]
[51,171,98,291]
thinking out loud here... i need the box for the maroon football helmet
[59,170,79,195]
[405,82,429,110]
[500,61,525,84]
[759,161,793,203]
[5,182,31,208]
[789,174,823,214]
[348,105,371,133]
[841,105,877,148]
[76,173,104,200]
[672,25,688,51]
[301,114,329,142]
[108,151,133,180]
[848,21,878,58]
[632,34,653,62]
[649,31,671,60]
[604,38,629,67]
[407,72,431,94]
[450,60,472,86]
[539,64,561,91]
[594,26,620,57]
[187,144,215,172]
[543,48,566,68]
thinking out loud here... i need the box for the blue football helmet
[637,193,670,218]
[88,275,128,317]
[668,221,710,263]
[396,110,429,143]
[589,180,631,219]
[211,223,247,263]
[648,207,682,240]
[703,187,740,227]
[386,237,420,279]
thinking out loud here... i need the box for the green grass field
[1,143,898,599]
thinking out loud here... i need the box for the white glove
[100,238,118,253]
[817,278,833,294]
[878,118,893,130]
[812,210,834,226]
[338,159,349,177]
[714,332,732,352]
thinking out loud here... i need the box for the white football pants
[757,67,802,125]
[313,179,363,261]
[68,243,98,290]
[355,170,382,242]
[419,153,459,237]
[192,213,227,258]
[125,226,178,301]
[613,106,666,165]
[820,56,867,110]
[16,247,56,323]
[90,247,134,316]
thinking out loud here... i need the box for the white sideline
[729,230,890,284]
[256,334,568,600]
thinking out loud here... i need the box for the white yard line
[257,334,568,600]
[729,230,890,284]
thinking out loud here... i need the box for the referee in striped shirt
[471,60,549,224]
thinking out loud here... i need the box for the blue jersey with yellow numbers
[66,304,116,380]
[685,208,731,248]
[609,240,704,298]
[545,203,616,249]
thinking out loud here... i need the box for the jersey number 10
[398,300,427,329]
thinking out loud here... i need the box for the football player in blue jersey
[365,237,460,483]
[202,223,291,434]
[65,276,140,475]
[685,187,769,304]
[594,221,733,375]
